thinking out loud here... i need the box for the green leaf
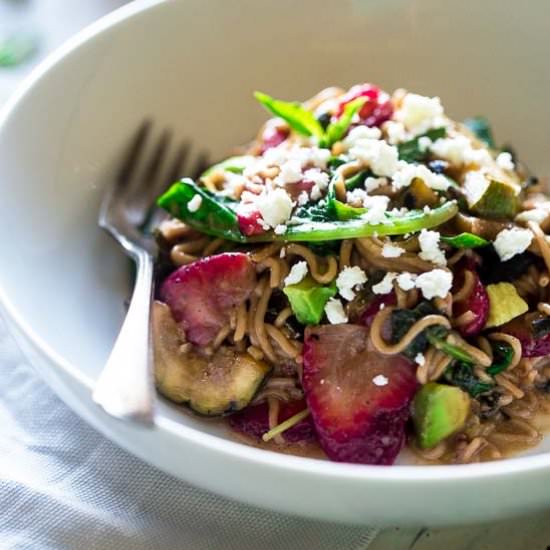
[445,363,494,397]
[201,155,255,177]
[251,201,458,242]
[157,179,245,242]
[440,233,490,249]
[426,328,474,364]
[254,91,324,139]
[463,116,495,149]
[321,97,367,147]
[486,341,514,376]
[397,127,447,162]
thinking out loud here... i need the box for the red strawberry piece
[302,325,417,465]
[260,125,289,153]
[160,253,256,346]
[336,83,393,127]
[501,315,550,357]
[236,204,265,236]
[229,399,316,443]
[360,292,397,328]
[452,270,489,337]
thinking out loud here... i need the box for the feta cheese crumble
[254,188,293,228]
[392,163,450,191]
[430,135,492,167]
[343,125,382,147]
[396,93,444,134]
[496,151,515,171]
[396,272,417,291]
[361,195,390,224]
[372,374,389,387]
[382,243,405,258]
[284,261,308,286]
[274,224,287,235]
[414,353,426,366]
[372,272,398,295]
[493,227,533,262]
[276,159,302,185]
[364,176,388,193]
[303,168,329,189]
[415,269,453,299]
[349,139,399,177]
[324,298,348,324]
[516,208,550,225]
[336,266,368,300]
[187,194,203,213]
[383,120,407,144]
[418,229,446,266]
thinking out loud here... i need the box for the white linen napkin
[0,314,379,550]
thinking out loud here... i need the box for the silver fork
[93,121,208,424]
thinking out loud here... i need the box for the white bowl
[2,0,550,527]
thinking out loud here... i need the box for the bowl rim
[1,0,550,484]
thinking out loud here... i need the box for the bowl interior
[1,0,550,454]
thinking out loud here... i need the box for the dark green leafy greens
[157,179,245,242]
[440,233,489,249]
[397,127,447,162]
[463,116,495,149]
[320,97,366,148]
[445,363,494,397]
[486,341,514,376]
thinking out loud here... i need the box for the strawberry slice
[260,125,289,153]
[236,204,265,236]
[160,253,256,346]
[360,292,397,328]
[336,83,393,127]
[302,325,417,465]
[229,399,316,443]
[453,270,489,337]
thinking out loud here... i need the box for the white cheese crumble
[396,93,444,134]
[343,125,382,147]
[516,208,550,225]
[310,185,322,201]
[349,140,399,177]
[493,227,533,262]
[284,261,308,286]
[254,188,293,228]
[372,272,398,295]
[276,159,302,185]
[274,224,287,235]
[383,120,407,144]
[418,229,446,266]
[372,374,389,387]
[414,353,426,366]
[346,188,368,208]
[462,170,489,207]
[415,269,453,299]
[187,194,203,212]
[336,266,368,300]
[397,272,417,291]
[361,195,390,224]
[496,151,515,171]
[364,176,388,192]
[297,191,309,206]
[430,135,491,167]
[324,298,348,324]
[418,136,432,153]
[382,243,405,258]
[303,168,329,189]
[308,147,331,169]
[392,162,450,191]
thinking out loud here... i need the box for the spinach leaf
[440,233,490,249]
[486,341,514,376]
[327,155,348,169]
[321,97,367,148]
[390,302,443,359]
[445,362,494,397]
[157,179,245,242]
[463,116,495,148]
[397,127,447,163]
[293,201,332,223]
[425,328,474,364]
[254,91,324,139]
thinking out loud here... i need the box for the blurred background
[0,0,127,102]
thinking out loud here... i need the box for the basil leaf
[321,97,367,148]
[157,179,245,242]
[440,233,490,249]
[463,116,495,149]
[398,127,447,163]
[254,91,324,139]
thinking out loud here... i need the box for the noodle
[285,244,338,284]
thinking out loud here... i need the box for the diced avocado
[153,302,270,416]
[485,282,528,328]
[405,177,439,208]
[283,276,337,325]
[465,175,519,219]
[413,383,471,449]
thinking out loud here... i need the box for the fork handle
[93,248,155,424]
